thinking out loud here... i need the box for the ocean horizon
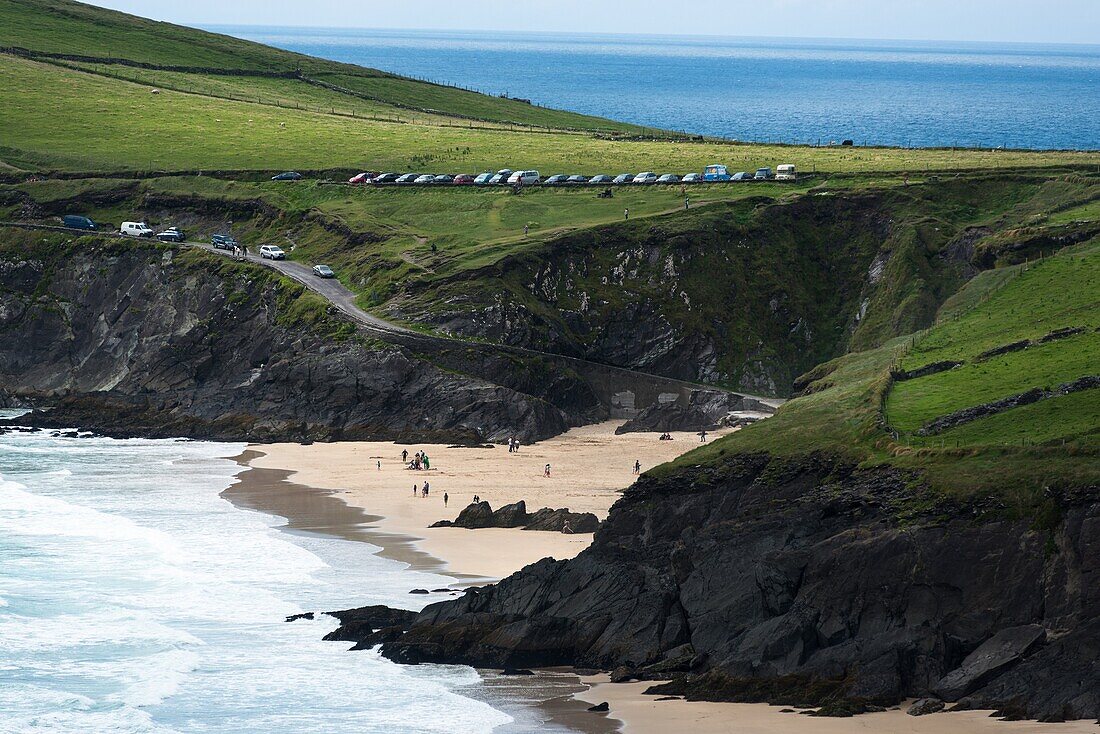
[207,26,1100,151]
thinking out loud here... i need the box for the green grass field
[4,51,1100,175]
[656,239,1099,501]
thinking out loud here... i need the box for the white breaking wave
[0,430,511,733]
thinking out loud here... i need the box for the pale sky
[86,1,1099,45]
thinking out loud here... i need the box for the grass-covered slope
[0,0,640,133]
[3,1,1100,174]
[661,237,1099,504]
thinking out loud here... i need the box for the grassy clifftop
[661,236,1098,507]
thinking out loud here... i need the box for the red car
[452,174,475,185]
[348,172,375,185]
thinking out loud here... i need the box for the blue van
[62,215,96,231]
[703,164,731,182]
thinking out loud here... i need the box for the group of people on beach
[507,438,522,453]
[658,432,674,441]
[401,448,431,470]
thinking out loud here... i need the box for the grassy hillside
[2,1,1100,175]
[0,0,644,133]
[659,238,1099,505]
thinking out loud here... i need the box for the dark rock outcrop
[430,500,599,534]
[890,360,962,381]
[615,390,774,434]
[377,453,1100,721]
[907,698,945,716]
[323,604,419,644]
[0,242,584,442]
[918,376,1099,436]
[975,339,1030,361]
[932,624,1045,701]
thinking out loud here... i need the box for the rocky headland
[345,452,1099,722]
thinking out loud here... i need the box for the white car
[632,172,658,184]
[507,170,540,185]
[120,221,154,238]
[259,245,286,260]
[413,174,435,185]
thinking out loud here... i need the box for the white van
[776,164,797,181]
[120,221,154,238]
[507,170,540,185]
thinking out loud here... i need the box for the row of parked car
[343,164,796,187]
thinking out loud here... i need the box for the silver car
[313,264,335,278]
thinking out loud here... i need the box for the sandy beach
[573,678,1098,734]
[242,421,725,581]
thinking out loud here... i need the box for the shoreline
[573,677,1100,734]
[224,423,1097,734]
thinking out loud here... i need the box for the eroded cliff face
[0,241,569,441]
[387,192,962,396]
[380,454,1099,720]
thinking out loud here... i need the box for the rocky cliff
[378,453,1099,721]
[0,236,581,441]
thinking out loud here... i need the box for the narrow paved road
[0,223,781,407]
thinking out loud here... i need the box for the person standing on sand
[423,453,430,470]
[422,481,429,497]
[544,463,551,478]
[699,430,708,442]
[444,492,449,507]
[634,460,641,475]
[402,449,408,463]
[377,460,381,471]
[413,484,418,497]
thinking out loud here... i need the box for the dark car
[271,172,303,181]
[156,227,185,243]
[731,172,753,181]
[588,175,613,185]
[371,172,401,185]
[543,174,569,186]
[612,173,634,184]
[395,173,420,184]
[566,175,588,185]
[211,234,238,251]
[432,174,455,185]
[62,215,96,231]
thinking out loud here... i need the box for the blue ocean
[208,27,1100,151]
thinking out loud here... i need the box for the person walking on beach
[413,484,418,497]
[698,430,708,442]
[402,449,408,463]
[422,481,430,497]
[444,492,449,507]
[544,463,551,478]
[377,460,381,471]
[634,460,641,475]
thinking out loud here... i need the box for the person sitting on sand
[562,520,573,535]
